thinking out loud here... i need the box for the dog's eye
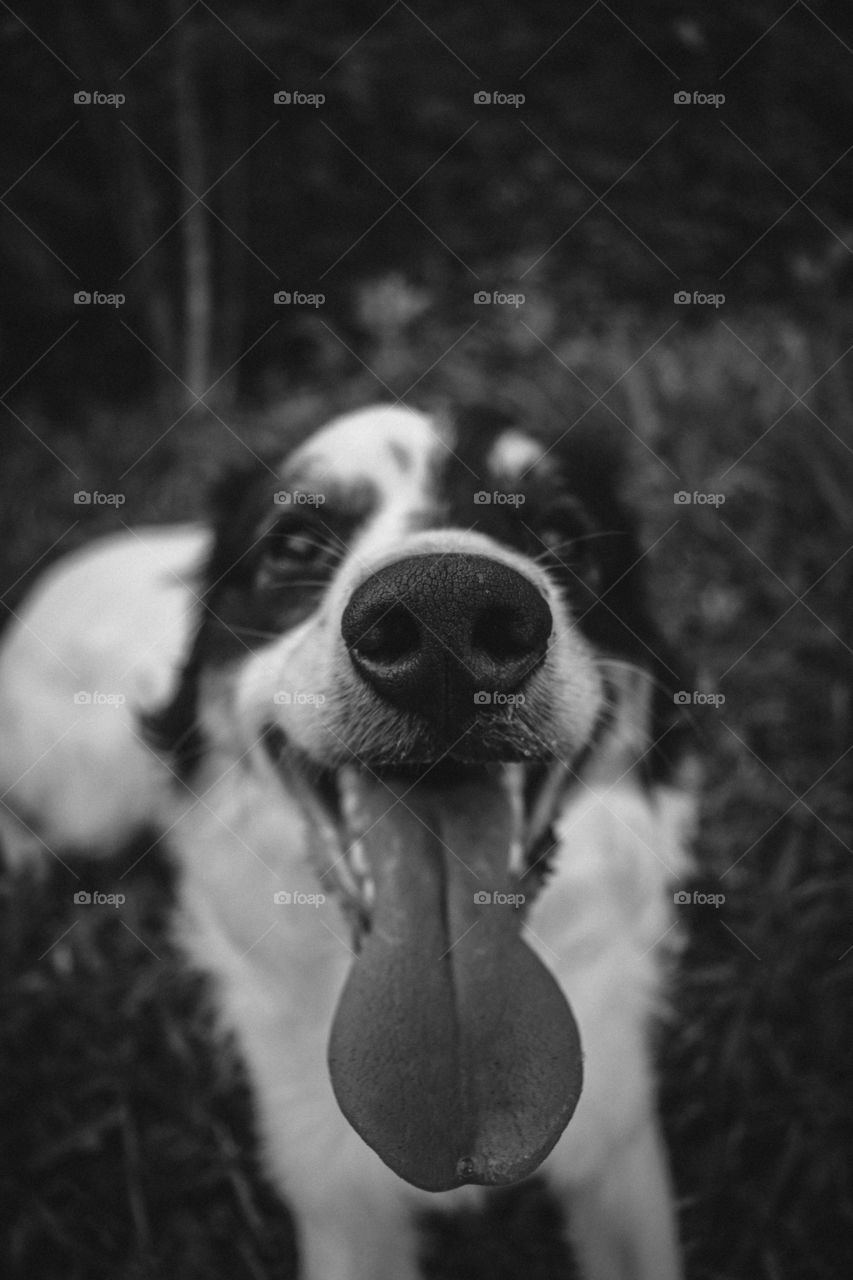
[259,522,338,583]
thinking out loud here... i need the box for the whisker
[532,531,626,560]
[593,658,709,742]
[593,656,682,703]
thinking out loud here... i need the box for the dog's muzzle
[322,554,583,1193]
[341,553,552,731]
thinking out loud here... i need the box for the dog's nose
[341,554,552,725]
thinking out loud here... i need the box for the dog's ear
[549,421,693,784]
[203,458,279,586]
[139,456,279,773]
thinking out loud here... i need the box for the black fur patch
[142,455,377,772]
[429,405,690,781]
[143,402,690,782]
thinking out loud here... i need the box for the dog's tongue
[328,771,582,1192]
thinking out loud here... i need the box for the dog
[0,402,694,1279]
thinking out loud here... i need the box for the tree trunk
[214,54,249,412]
[172,2,212,408]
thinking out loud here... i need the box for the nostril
[352,605,420,665]
[471,605,545,661]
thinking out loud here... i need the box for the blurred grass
[2,294,853,1278]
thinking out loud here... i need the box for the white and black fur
[0,403,694,1280]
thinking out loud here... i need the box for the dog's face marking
[288,404,438,503]
[488,427,547,479]
[212,409,606,775]
[154,402,683,783]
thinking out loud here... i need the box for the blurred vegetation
[2,1,853,413]
[2,2,853,1278]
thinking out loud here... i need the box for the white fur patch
[290,405,440,501]
[0,525,208,859]
[0,403,691,1280]
[489,429,545,478]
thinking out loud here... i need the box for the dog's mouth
[264,731,584,1192]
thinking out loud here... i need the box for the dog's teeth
[344,837,375,910]
[504,764,527,875]
[508,838,525,873]
[349,840,369,880]
[335,846,362,898]
[525,761,570,857]
[338,764,367,827]
[332,772,378,915]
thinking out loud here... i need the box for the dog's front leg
[174,795,426,1280]
[290,1191,424,1280]
[234,1011,426,1280]
[191,941,427,1280]
[566,1116,682,1280]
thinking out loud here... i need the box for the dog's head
[148,402,682,1191]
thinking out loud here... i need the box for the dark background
[2,3,853,1278]
[3,0,853,419]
